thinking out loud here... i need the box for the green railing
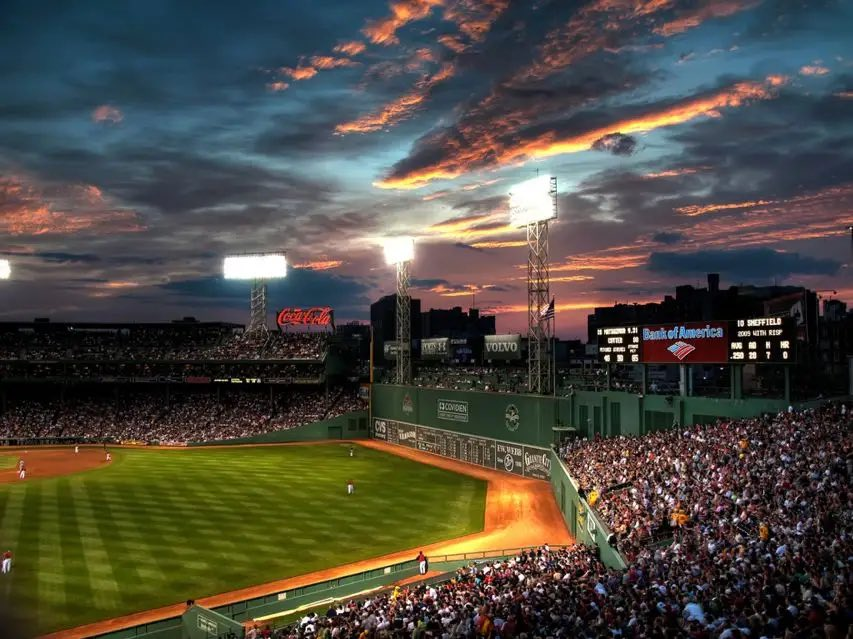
[86,544,572,639]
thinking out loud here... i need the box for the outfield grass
[0,443,486,634]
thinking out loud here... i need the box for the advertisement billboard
[420,338,449,360]
[383,341,399,361]
[484,334,522,360]
[276,307,333,327]
[641,322,728,364]
[437,398,469,423]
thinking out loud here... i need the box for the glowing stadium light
[383,237,415,266]
[509,175,557,227]
[223,254,287,280]
[0,259,9,280]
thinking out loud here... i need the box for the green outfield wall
[549,449,626,569]
[371,385,807,445]
[190,411,368,446]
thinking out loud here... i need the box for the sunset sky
[1,0,851,338]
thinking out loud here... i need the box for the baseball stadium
[1,2,852,635]
[0,289,850,639]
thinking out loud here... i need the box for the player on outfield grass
[1,550,12,574]
[105,450,112,462]
[349,445,354,457]
[347,479,354,495]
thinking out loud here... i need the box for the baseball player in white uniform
[1,550,12,574]
[17,459,25,480]
[347,479,354,495]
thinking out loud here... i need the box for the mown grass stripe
[0,443,486,634]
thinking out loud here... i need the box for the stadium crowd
[0,388,363,443]
[0,327,328,361]
[266,404,850,639]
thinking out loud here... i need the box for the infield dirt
[40,440,572,639]
[0,448,108,484]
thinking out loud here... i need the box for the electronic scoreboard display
[728,317,795,363]
[595,326,640,364]
[596,317,796,364]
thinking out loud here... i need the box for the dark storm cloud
[651,232,687,245]
[648,248,841,280]
[591,133,637,156]
[411,278,450,288]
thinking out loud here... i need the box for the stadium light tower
[384,237,415,385]
[509,175,558,395]
[223,253,287,335]
[0,259,10,280]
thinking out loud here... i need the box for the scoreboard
[729,317,795,363]
[372,418,551,479]
[596,317,796,365]
[595,326,640,364]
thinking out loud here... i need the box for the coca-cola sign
[276,306,333,327]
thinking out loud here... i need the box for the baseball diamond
[0,443,487,634]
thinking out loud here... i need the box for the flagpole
[552,301,556,397]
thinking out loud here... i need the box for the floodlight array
[509,175,557,227]
[223,254,287,280]
[0,259,9,280]
[383,237,415,265]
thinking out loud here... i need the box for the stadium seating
[0,389,363,443]
[0,326,329,361]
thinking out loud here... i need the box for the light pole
[509,175,558,395]
[383,237,415,386]
[223,253,287,335]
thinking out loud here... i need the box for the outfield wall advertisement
[373,417,551,480]
[484,334,522,361]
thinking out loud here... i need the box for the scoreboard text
[596,317,796,365]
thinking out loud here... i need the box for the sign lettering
[276,306,333,327]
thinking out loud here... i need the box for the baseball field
[0,443,487,635]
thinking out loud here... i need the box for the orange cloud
[378,77,784,189]
[293,260,343,271]
[89,281,141,298]
[422,190,450,201]
[266,81,290,92]
[310,55,359,70]
[644,167,706,179]
[677,198,775,216]
[0,175,143,236]
[438,34,468,53]
[799,64,829,76]
[362,0,445,46]
[654,0,762,37]
[333,41,367,56]
[835,91,853,99]
[336,62,454,134]
[550,250,649,273]
[442,0,509,46]
[470,240,527,249]
[484,300,609,315]
[281,65,318,80]
[91,104,123,124]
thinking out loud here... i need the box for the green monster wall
[371,385,797,445]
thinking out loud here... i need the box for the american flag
[540,297,555,321]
